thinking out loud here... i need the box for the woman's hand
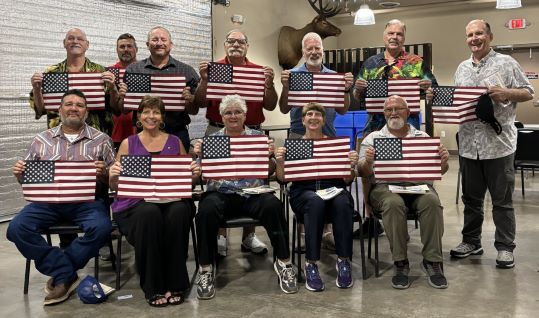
[109,161,122,178]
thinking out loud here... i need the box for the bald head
[63,28,89,56]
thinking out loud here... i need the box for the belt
[208,122,261,130]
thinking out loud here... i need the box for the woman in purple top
[109,95,200,307]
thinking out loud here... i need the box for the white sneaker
[241,233,268,255]
[496,250,515,269]
[217,235,227,257]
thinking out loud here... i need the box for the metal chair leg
[115,234,122,290]
[374,218,379,277]
[24,259,31,294]
[94,256,99,280]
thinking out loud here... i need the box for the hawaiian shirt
[29,58,114,135]
[205,127,266,194]
[455,49,534,160]
[359,51,437,134]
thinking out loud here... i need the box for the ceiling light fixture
[354,4,375,25]
[496,0,522,9]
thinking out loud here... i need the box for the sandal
[147,294,168,307]
[167,292,184,306]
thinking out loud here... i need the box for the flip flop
[167,292,184,306]
[147,294,168,307]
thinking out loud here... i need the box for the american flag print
[373,137,441,181]
[287,72,346,108]
[106,67,126,85]
[206,63,265,102]
[21,160,96,203]
[365,79,421,114]
[117,155,192,200]
[284,137,351,181]
[124,73,186,111]
[432,86,486,124]
[42,72,105,111]
[201,135,269,180]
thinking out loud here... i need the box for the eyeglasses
[383,107,407,114]
[223,110,244,117]
[225,38,247,45]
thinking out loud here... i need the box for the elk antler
[308,0,342,18]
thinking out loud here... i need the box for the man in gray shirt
[124,26,199,150]
[450,20,534,269]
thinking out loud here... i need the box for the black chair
[514,128,539,197]
[288,180,367,282]
[23,223,112,294]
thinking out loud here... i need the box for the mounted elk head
[278,0,343,70]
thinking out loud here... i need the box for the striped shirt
[25,123,115,166]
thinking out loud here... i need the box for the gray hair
[219,94,247,115]
[384,19,406,35]
[466,19,492,35]
[301,32,323,51]
[384,95,408,108]
[147,26,172,43]
[225,29,248,43]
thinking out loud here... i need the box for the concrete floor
[1,156,539,318]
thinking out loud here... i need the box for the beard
[387,117,405,130]
[305,55,323,67]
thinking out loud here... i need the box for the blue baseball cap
[77,276,107,304]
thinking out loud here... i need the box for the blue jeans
[6,200,112,284]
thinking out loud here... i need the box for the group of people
[6,17,534,308]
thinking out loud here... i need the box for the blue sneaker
[304,262,325,292]
[336,259,353,288]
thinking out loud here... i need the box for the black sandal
[147,294,168,307]
[167,292,184,306]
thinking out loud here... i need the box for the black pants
[196,192,289,265]
[114,200,194,299]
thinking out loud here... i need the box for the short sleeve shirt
[455,49,534,160]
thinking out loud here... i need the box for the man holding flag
[195,29,278,135]
[124,26,199,151]
[7,89,115,305]
[358,95,449,290]
[29,28,120,135]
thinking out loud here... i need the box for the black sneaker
[196,270,216,300]
[391,260,410,289]
[421,260,448,289]
[450,242,483,258]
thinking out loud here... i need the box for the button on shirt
[455,49,534,160]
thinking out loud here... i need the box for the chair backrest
[516,129,539,161]
[514,121,524,129]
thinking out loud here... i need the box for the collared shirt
[28,58,114,135]
[455,49,534,160]
[126,55,200,132]
[25,123,115,165]
[289,63,338,136]
[109,61,135,143]
[205,126,266,194]
[359,51,438,134]
[359,124,433,185]
[206,57,267,125]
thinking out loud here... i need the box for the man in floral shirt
[352,19,437,135]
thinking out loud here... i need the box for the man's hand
[264,66,275,88]
[95,161,108,177]
[488,86,511,104]
[12,160,26,181]
[118,82,128,99]
[268,138,275,156]
[190,161,201,178]
[348,150,359,167]
[193,139,203,157]
[418,79,432,91]
[353,79,367,99]
[439,144,449,166]
[280,70,290,87]
[364,146,375,165]
[344,72,354,90]
[102,71,117,89]
[31,73,43,91]
[275,146,286,163]
[199,61,209,81]
[182,87,195,103]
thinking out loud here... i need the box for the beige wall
[212,1,539,150]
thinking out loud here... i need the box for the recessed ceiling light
[379,1,401,9]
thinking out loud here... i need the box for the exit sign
[508,19,527,29]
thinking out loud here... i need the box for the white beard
[387,117,405,130]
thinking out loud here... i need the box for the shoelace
[281,265,295,282]
[429,262,443,276]
[198,272,212,288]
